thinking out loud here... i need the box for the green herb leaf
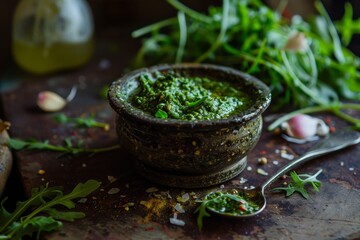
[44,209,85,221]
[53,113,67,123]
[194,199,211,231]
[24,216,63,239]
[186,96,207,108]
[53,114,110,131]
[0,180,101,239]
[272,170,322,199]
[99,85,110,100]
[7,138,120,156]
[7,138,29,150]
[155,109,168,119]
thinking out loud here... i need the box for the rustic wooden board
[1,36,359,239]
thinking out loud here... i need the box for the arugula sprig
[53,114,110,131]
[194,200,210,231]
[335,2,360,46]
[7,138,120,156]
[0,180,101,239]
[272,169,322,199]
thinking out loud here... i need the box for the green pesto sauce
[205,191,260,216]
[132,73,250,121]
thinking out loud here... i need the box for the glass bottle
[12,0,94,75]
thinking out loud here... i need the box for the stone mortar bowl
[108,63,271,188]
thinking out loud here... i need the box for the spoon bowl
[205,129,360,218]
[206,187,266,218]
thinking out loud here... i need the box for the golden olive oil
[13,39,94,74]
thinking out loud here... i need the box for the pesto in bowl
[108,63,271,188]
[132,73,251,121]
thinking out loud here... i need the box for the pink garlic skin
[281,114,329,139]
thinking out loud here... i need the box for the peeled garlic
[283,32,307,52]
[281,114,329,139]
[37,91,67,112]
[37,86,77,112]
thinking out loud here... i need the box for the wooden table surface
[1,33,359,240]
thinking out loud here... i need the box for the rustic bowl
[108,63,271,188]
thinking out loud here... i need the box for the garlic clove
[37,91,67,112]
[281,114,329,139]
[37,86,77,112]
[282,114,317,139]
[283,32,307,52]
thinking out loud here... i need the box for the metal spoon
[208,129,360,218]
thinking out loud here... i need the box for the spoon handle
[261,129,360,190]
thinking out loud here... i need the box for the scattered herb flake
[146,187,159,193]
[107,188,120,195]
[123,202,135,211]
[257,168,269,176]
[107,176,118,183]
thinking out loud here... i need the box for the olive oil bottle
[12,0,94,75]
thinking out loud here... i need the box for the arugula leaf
[334,3,360,46]
[53,114,110,131]
[43,209,85,221]
[272,170,322,199]
[14,216,63,240]
[0,180,101,239]
[7,138,120,156]
[194,199,211,231]
[6,138,29,150]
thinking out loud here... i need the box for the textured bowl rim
[108,63,271,128]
